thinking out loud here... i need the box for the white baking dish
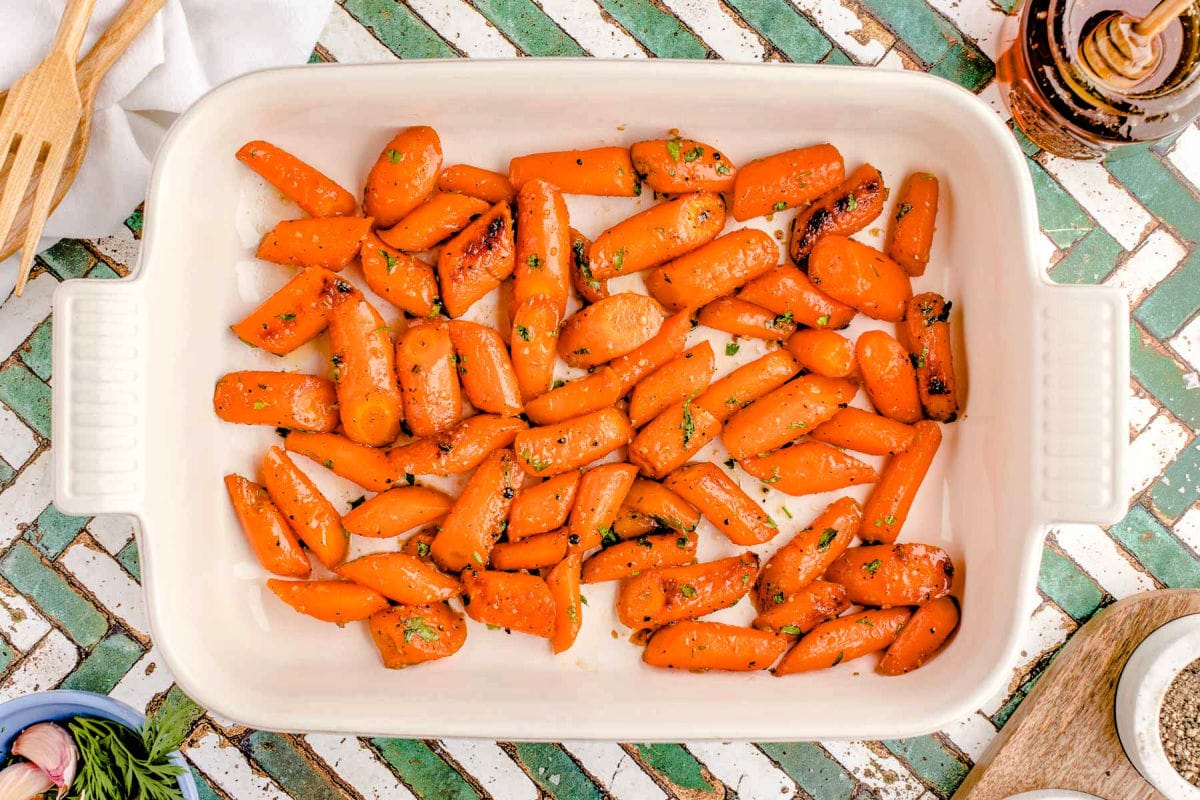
[52,61,1127,741]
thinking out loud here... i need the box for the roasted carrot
[388,414,527,478]
[752,580,849,635]
[731,143,845,222]
[213,371,338,432]
[369,602,467,668]
[224,474,311,578]
[623,479,699,533]
[615,553,758,630]
[588,192,726,280]
[510,297,561,401]
[525,367,622,426]
[514,179,572,317]
[887,172,939,276]
[722,375,856,461]
[509,146,638,196]
[256,216,373,270]
[437,202,516,318]
[261,446,347,568]
[378,192,490,252]
[438,164,515,204]
[737,265,857,330]
[808,236,912,322]
[267,579,389,624]
[644,621,787,671]
[631,138,737,194]
[364,126,442,228]
[861,420,942,543]
[664,462,778,546]
[694,350,801,422]
[359,234,440,317]
[613,507,659,540]
[236,140,358,218]
[627,398,721,479]
[448,320,523,416]
[507,471,581,541]
[568,463,639,553]
[514,408,633,478]
[809,407,916,457]
[461,568,556,638]
[789,163,888,264]
[580,531,697,583]
[338,553,460,604]
[490,529,571,571]
[856,330,922,424]
[569,227,608,304]
[285,431,395,491]
[646,229,779,312]
[558,293,666,368]
[878,596,959,675]
[739,443,877,496]
[231,267,339,355]
[341,486,454,538]
[430,449,520,571]
[825,543,954,607]
[401,527,437,560]
[785,329,856,378]
[546,554,583,653]
[903,293,960,422]
[328,284,404,447]
[628,344,714,428]
[697,297,794,341]
[396,322,462,437]
[609,310,692,395]
[756,496,861,607]
[774,608,911,675]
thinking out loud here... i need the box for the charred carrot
[430,449,520,571]
[774,608,911,675]
[903,293,960,422]
[369,602,467,668]
[808,236,912,322]
[752,580,849,635]
[785,329,856,378]
[461,568,556,638]
[514,179,572,317]
[546,554,584,653]
[328,284,404,447]
[825,543,954,607]
[437,202,516,318]
[789,163,888,264]
[613,507,658,540]
[737,265,857,330]
[616,553,758,630]
[809,407,916,457]
[739,443,877,496]
[646,229,779,312]
[225,474,310,578]
[589,192,726,280]
[627,398,721,479]
[510,297,561,401]
[256,216,373,270]
[558,293,666,368]
[267,579,389,624]
[364,126,442,228]
[568,463,639,553]
[856,330,922,424]
[507,471,581,541]
[694,350,801,422]
[448,320,523,416]
[401,527,437,560]
[213,371,338,432]
[697,297,794,341]
[396,322,462,437]
[342,486,453,538]
[644,621,787,671]
[623,479,699,533]
[359,234,440,317]
[609,310,692,395]
[731,143,845,222]
[580,531,696,583]
[514,408,633,477]
[338,552,459,604]
[722,375,856,461]
[378,192,490,252]
[756,496,861,608]
[490,529,571,571]
[664,462,778,546]
[569,227,608,304]
[878,596,959,675]
[509,146,638,196]
[525,367,622,426]
[629,343,715,428]
[631,138,738,194]
[236,140,358,218]
[861,420,941,543]
[438,164,515,204]
[285,432,395,492]
[887,172,939,276]
[261,446,347,568]
[231,267,339,355]
[388,414,527,478]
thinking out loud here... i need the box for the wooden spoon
[1080,0,1194,88]
[0,0,166,263]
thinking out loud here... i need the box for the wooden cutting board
[952,589,1200,800]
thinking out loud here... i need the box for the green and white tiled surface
[1,1,1198,797]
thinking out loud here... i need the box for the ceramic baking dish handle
[51,278,148,517]
[1034,283,1129,525]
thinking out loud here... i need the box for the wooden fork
[0,0,96,295]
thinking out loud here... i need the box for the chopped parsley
[832,651,844,666]
[773,201,788,211]
[403,616,438,643]
[895,202,914,221]
[676,536,690,548]
[428,298,444,318]
[472,551,484,565]
[386,148,403,164]
[816,314,830,327]
[666,139,682,162]
[789,421,807,429]
[725,341,740,356]
[863,559,883,576]
[683,146,704,162]
[765,516,778,529]
[252,400,270,411]
[526,253,541,268]
[764,468,781,485]
[715,162,731,176]
[276,313,296,322]
[599,525,618,546]
[845,193,857,211]
[520,448,551,473]
[567,605,578,623]
[772,591,785,605]
[552,379,566,390]
[780,625,802,635]
[416,541,430,557]
[817,527,838,549]
[380,249,398,274]
[781,506,793,520]
[679,584,698,598]
[516,325,531,342]
[680,393,698,448]
[573,348,590,356]
[856,617,875,627]
[772,311,794,329]
[613,247,626,271]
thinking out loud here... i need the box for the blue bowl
[0,690,198,799]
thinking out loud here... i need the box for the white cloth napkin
[0,0,333,291]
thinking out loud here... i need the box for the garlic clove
[0,763,53,800]
[11,721,77,792]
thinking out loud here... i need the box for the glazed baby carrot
[737,265,857,330]
[752,580,849,635]
[509,146,638,196]
[824,543,954,607]
[731,143,845,221]
[693,350,801,422]
[236,140,358,218]
[438,164,514,204]
[510,297,560,401]
[364,126,442,228]
[359,234,440,317]
[664,462,778,546]
[789,163,888,264]
[861,420,942,543]
[328,285,404,447]
[740,443,877,496]
[903,293,960,423]
[213,371,338,432]
[856,330,922,424]
[388,414,527,478]
[569,227,608,304]
[224,474,311,578]
[722,375,856,461]
[773,608,911,675]
[285,431,396,492]
[628,343,715,428]
[338,553,460,604]
[613,507,658,539]
[615,553,758,630]
[623,479,699,533]
[262,446,347,568]
[514,179,572,317]
[627,398,721,479]
[588,192,726,280]
[631,138,737,194]
[490,529,570,571]
[785,329,856,378]
[808,236,912,322]
[438,202,516,318]
[448,320,523,416]
[546,554,583,653]
[525,367,622,426]
[267,579,390,624]
[507,471,581,541]
[231,267,339,355]
[378,192,490,252]
[369,603,467,668]
[609,310,692,395]
[461,568,556,638]
[341,486,454,538]
[256,216,373,270]
[887,172,939,276]
[645,229,779,312]
[756,496,861,607]
[514,408,633,477]
[644,621,788,671]
[558,293,666,368]
[808,407,916,457]
[430,449,520,571]
[401,527,437,560]
[698,297,795,341]
[568,462,639,553]
[580,531,697,583]
[877,595,959,675]
[396,323,462,437]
